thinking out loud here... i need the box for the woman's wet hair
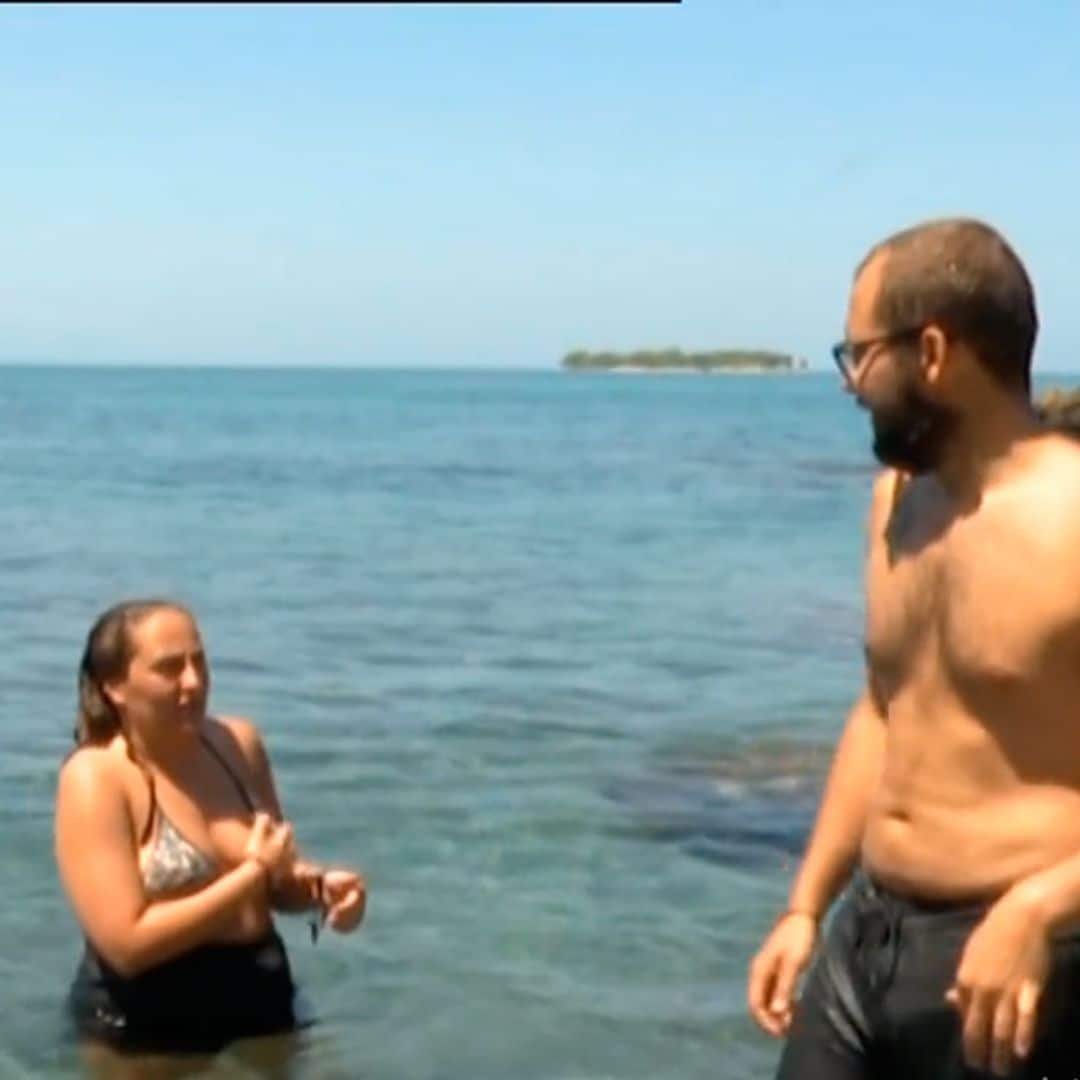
[75,599,190,745]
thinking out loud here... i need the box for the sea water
[4,366,1066,1078]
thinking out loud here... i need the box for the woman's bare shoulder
[59,738,128,780]
[207,715,281,811]
[56,739,131,812]
[207,716,271,775]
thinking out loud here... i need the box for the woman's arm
[270,859,323,913]
[217,716,365,927]
[216,717,322,912]
[55,750,289,977]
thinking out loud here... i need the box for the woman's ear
[101,678,125,710]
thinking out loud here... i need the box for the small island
[561,348,807,373]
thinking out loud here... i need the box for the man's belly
[862,791,1080,902]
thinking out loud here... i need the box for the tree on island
[561,348,805,371]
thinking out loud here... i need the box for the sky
[3,1,1080,370]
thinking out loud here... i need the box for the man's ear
[919,325,949,389]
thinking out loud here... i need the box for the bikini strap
[61,742,159,845]
[200,730,259,815]
[135,756,158,846]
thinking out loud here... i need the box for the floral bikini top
[137,732,259,898]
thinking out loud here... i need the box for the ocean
[2,365,1052,1078]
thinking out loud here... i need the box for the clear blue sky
[4,2,1079,369]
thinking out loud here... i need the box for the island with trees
[561,348,807,373]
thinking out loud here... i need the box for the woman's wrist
[310,868,326,911]
[286,860,325,909]
[241,854,271,888]
[260,861,323,912]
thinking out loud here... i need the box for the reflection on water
[79,1023,356,1080]
[603,737,831,869]
[2,369,869,1079]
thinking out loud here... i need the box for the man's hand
[946,887,1052,1076]
[747,911,818,1037]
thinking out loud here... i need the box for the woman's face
[106,608,210,741]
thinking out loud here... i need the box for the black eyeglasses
[831,326,924,385]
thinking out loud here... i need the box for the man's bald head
[857,218,1038,393]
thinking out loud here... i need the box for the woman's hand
[294,864,367,933]
[244,812,295,885]
[321,869,366,932]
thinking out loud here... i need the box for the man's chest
[865,511,1080,696]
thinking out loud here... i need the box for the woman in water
[55,599,365,1070]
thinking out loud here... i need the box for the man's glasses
[831,326,924,387]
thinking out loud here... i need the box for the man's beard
[869,386,955,474]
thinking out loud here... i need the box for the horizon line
[3,360,1080,377]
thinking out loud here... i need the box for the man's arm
[786,684,886,919]
[747,683,886,1037]
[782,468,896,917]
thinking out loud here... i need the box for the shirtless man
[748,218,1080,1078]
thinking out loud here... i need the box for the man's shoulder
[866,468,906,531]
[1036,428,1080,466]
[1021,430,1080,498]
[869,467,900,498]
[1007,432,1080,552]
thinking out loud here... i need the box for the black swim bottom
[68,930,301,1055]
[776,872,1080,1080]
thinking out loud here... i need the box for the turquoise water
[0,367,933,1076]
